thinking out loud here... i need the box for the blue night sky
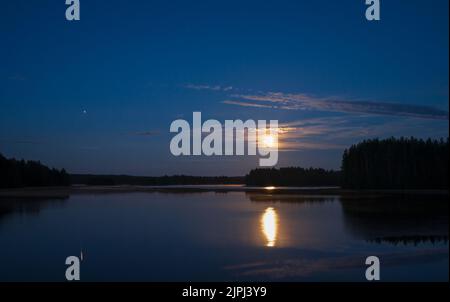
[0,0,448,176]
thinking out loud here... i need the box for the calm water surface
[0,191,448,281]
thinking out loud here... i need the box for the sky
[0,0,448,176]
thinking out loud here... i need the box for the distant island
[245,167,340,187]
[70,174,244,186]
[1,137,448,190]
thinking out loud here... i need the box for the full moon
[261,134,276,148]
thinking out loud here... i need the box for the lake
[0,190,448,281]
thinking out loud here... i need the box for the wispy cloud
[225,92,449,120]
[180,85,448,152]
[222,100,273,109]
[184,83,233,92]
[275,115,448,152]
[274,116,366,151]
[132,130,160,137]
[279,117,371,140]
[280,141,346,151]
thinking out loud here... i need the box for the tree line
[2,136,448,189]
[341,137,448,189]
[245,167,340,187]
[245,137,448,189]
[70,174,244,186]
[0,153,70,188]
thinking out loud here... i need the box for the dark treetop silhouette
[341,137,449,189]
[245,167,340,187]
[1,137,448,190]
[70,174,244,186]
[0,153,70,188]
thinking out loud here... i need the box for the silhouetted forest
[70,174,244,186]
[2,136,449,190]
[0,153,70,188]
[245,167,340,186]
[341,137,449,189]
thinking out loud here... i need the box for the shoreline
[0,185,448,199]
